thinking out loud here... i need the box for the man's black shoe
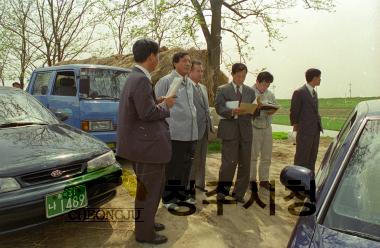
[154,223,165,232]
[217,193,226,201]
[136,234,168,244]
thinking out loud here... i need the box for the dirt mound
[59,47,229,103]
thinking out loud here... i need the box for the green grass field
[273,97,379,131]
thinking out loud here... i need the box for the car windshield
[324,119,380,239]
[0,90,58,126]
[79,68,129,100]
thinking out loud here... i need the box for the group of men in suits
[117,38,323,245]
[117,40,213,244]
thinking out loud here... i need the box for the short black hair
[172,52,189,68]
[305,68,321,83]
[191,60,202,70]
[231,63,247,75]
[256,71,274,83]
[132,39,159,63]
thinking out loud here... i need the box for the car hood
[313,224,380,247]
[0,124,109,177]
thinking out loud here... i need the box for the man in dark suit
[117,39,175,245]
[215,63,256,203]
[290,68,323,173]
[189,60,212,195]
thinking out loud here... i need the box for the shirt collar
[189,78,200,88]
[173,70,186,79]
[305,83,315,96]
[135,65,151,80]
[232,81,242,92]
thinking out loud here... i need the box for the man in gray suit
[117,39,175,245]
[189,60,212,195]
[155,52,198,209]
[290,68,323,173]
[215,63,256,203]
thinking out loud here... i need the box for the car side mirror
[54,111,69,122]
[280,165,316,201]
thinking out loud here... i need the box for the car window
[323,119,380,238]
[79,68,129,99]
[0,91,58,125]
[32,72,52,95]
[316,110,357,189]
[52,71,76,96]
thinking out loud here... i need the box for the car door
[28,71,54,107]
[47,70,80,128]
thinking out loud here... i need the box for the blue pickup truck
[26,64,131,149]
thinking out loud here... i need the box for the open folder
[237,102,280,115]
[239,102,258,114]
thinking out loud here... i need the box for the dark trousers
[162,140,196,204]
[133,162,165,241]
[190,131,208,189]
[217,138,252,200]
[294,132,320,172]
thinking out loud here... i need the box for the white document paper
[226,100,239,109]
[166,77,183,97]
[225,100,239,119]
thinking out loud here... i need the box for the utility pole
[349,81,352,98]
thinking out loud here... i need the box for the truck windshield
[79,68,129,100]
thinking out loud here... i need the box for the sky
[5,0,379,100]
[221,0,380,99]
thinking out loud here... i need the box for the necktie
[236,85,242,103]
[312,89,318,107]
[196,84,205,106]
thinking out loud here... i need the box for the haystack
[59,47,229,105]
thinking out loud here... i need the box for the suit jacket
[290,84,323,136]
[215,82,256,142]
[117,67,171,164]
[191,81,212,140]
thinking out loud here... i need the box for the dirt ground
[0,137,332,248]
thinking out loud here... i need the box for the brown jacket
[117,67,171,163]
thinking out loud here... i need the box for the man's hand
[157,96,165,104]
[232,108,241,116]
[164,96,176,108]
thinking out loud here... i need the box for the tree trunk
[207,0,223,105]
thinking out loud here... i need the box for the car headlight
[87,151,116,172]
[81,120,113,132]
[0,178,21,193]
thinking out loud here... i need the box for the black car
[0,87,122,234]
[281,99,380,247]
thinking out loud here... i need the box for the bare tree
[101,0,146,55]
[0,0,38,88]
[139,0,199,48]
[189,0,335,100]
[0,31,11,86]
[28,0,101,66]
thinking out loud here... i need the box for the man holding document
[250,71,278,191]
[155,52,198,210]
[215,63,256,203]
